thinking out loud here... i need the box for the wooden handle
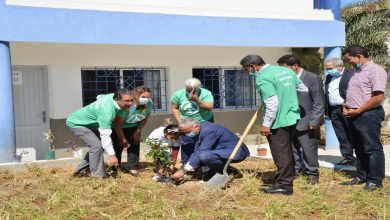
[229,107,261,160]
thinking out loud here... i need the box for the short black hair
[240,54,266,66]
[285,56,301,67]
[113,88,132,100]
[277,54,293,65]
[343,44,369,58]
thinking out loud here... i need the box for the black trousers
[292,128,319,176]
[348,106,385,185]
[329,105,355,161]
[111,127,140,169]
[267,125,295,190]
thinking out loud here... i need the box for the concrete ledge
[0,158,81,172]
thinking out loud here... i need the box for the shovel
[206,107,261,190]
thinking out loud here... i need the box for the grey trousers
[69,127,106,177]
[292,129,319,176]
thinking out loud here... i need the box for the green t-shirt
[171,88,214,122]
[66,93,126,129]
[256,65,301,129]
[120,101,153,128]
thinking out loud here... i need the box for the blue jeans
[348,106,385,185]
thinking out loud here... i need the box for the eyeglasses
[121,99,133,104]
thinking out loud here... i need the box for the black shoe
[261,185,293,195]
[340,178,365,186]
[335,158,356,166]
[363,182,382,191]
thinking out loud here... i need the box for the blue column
[0,41,16,163]
[321,0,342,149]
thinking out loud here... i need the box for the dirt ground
[1,158,390,219]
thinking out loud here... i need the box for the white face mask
[139,97,149,105]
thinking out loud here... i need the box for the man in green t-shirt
[66,89,133,178]
[171,78,214,165]
[240,54,307,195]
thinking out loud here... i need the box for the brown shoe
[308,176,319,185]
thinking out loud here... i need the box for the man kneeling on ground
[171,118,250,180]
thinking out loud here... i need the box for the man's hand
[171,168,186,180]
[260,126,272,136]
[132,129,141,144]
[120,138,129,149]
[309,125,317,130]
[344,108,361,118]
[108,155,118,166]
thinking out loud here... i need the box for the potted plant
[254,125,267,157]
[43,130,56,160]
[145,138,172,178]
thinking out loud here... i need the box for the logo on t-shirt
[126,114,146,123]
[180,100,200,116]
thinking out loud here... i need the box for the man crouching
[171,118,250,180]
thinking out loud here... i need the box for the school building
[0,0,383,162]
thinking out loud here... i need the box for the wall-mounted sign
[12,71,23,85]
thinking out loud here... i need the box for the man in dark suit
[171,118,250,179]
[324,57,356,165]
[278,55,324,184]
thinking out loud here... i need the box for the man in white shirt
[324,57,356,165]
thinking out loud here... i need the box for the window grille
[81,67,168,111]
[193,67,260,110]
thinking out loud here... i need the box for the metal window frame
[192,66,260,110]
[81,67,168,112]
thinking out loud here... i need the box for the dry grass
[0,158,389,219]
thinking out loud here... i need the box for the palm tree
[342,0,390,72]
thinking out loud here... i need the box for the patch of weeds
[218,211,244,220]
[348,188,390,218]
[264,199,290,219]
[230,171,262,196]
[0,171,14,180]
[25,164,44,177]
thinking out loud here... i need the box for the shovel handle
[228,107,261,160]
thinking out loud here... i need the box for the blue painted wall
[0,1,345,47]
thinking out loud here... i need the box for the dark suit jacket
[324,68,355,116]
[188,121,250,169]
[295,70,325,131]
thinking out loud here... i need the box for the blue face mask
[185,131,197,137]
[139,97,149,105]
[327,68,341,77]
[249,69,261,78]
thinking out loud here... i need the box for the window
[81,68,168,111]
[193,67,260,109]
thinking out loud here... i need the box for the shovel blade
[206,173,232,191]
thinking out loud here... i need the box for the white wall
[11,42,289,119]
[6,0,334,20]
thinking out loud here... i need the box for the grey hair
[179,118,200,129]
[184,78,201,89]
[324,57,344,67]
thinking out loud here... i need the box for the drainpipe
[316,0,343,149]
[0,41,16,162]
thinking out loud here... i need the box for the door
[12,66,49,161]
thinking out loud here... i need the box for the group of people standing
[66,44,387,195]
[239,44,387,194]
